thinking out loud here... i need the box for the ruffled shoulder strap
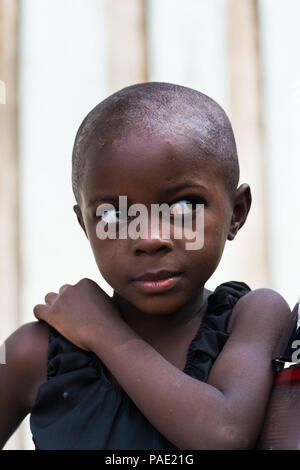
[47,326,101,379]
[183,281,251,382]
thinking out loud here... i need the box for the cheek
[89,237,127,286]
[82,216,131,290]
[181,209,227,253]
[204,206,229,241]
[189,213,228,269]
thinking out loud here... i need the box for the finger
[33,304,50,323]
[45,292,58,305]
[59,284,71,294]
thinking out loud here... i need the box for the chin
[113,288,188,316]
[134,296,187,316]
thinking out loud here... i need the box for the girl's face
[75,131,249,317]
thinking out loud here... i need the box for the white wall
[147,0,229,111]
[259,0,300,307]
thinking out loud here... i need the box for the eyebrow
[87,182,208,207]
[162,182,208,195]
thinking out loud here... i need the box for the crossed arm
[81,289,291,449]
[0,280,292,449]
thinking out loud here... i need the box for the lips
[133,270,181,282]
[132,270,182,294]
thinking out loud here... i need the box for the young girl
[0,82,292,450]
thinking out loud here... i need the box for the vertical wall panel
[0,0,21,450]
[147,0,229,112]
[106,0,148,93]
[226,0,269,290]
[259,0,300,306]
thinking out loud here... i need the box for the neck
[112,289,207,346]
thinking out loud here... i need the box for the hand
[33,278,121,351]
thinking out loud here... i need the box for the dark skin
[0,131,292,449]
[77,132,242,348]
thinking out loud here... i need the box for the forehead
[81,130,224,204]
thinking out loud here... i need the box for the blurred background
[0,0,300,450]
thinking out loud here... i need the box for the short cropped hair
[72,82,239,204]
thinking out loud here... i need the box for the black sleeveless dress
[30,281,251,450]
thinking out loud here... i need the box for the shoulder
[5,321,50,410]
[6,320,50,360]
[228,288,292,355]
[0,322,49,448]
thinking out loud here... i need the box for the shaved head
[72,82,239,204]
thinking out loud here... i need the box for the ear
[227,184,252,241]
[73,204,88,239]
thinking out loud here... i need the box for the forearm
[89,319,239,450]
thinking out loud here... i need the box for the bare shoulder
[5,320,50,410]
[6,320,50,364]
[0,321,50,448]
[227,288,292,355]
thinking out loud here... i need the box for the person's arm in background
[257,303,300,450]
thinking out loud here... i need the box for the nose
[133,214,173,255]
[134,236,173,255]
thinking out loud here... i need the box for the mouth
[132,270,182,294]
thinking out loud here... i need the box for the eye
[169,197,205,215]
[96,208,127,224]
